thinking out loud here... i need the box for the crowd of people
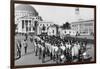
[33,34,92,63]
[15,33,92,63]
[15,34,28,60]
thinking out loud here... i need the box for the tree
[42,25,46,31]
[61,22,71,29]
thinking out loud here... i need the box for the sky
[15,4,94,25]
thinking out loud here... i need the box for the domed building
[15,4,42,34]
[15,4,38,17]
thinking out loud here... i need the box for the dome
[15,4,38,16]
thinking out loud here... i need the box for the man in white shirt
[53,44,59,61]
[71,42,80,61]
[51,44,55,60]
[60,43,66,54]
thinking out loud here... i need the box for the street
[15,34,94,66]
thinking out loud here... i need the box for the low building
[71,20,94,35]
[59,28,76,38]
[47,24,58,36]
[37,21,54,35]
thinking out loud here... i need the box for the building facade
[15,4,58,36]
[15,4,42,34]
[58,28,76,38]
[71,20,94,35]
[37,21,54,35]
[47,25,58,36]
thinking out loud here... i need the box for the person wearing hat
[53,44,59,61]
[22,39,27,55]
[34,39,38,56]
[60,42,66,54]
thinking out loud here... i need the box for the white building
[71,20,94,35]
[47,25,58,36]
[15,4,42,34]
[15,4,58,36]
[59,28,76,38]
[37,21,54,35]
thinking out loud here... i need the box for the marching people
[51,43,55,60]
[65,41,72,62]
[79,42,88,62]
[33,38,36,52]
[21,38,28,55]
[19,41,22,57]
[60,42,66,55]
[38,41,42,59]
[37,40,46,63]
[32,34,89,63]
[34,39,38,56]
[78,42,84,61]
[77,42,81,61]
[16,40,22,59]
[53,44,59,61]
[41,42,46,63]
[58,43,67,63]
[71,41,80,61]
[24,39,28,54]
[56,46,62,63]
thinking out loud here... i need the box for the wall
[0,0,100,69]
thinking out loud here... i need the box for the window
[33,27,35,31]
[65,31,66,33]
[29,20,31,23]
[52,30,54,33]
[25,20,28,31]
[22,20,24,29]
[29,23,31,31]
[29,20,31,31]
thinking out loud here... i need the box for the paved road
[15,34,56,65]
[15,50,56,66]
[15,44,94,66]
[15,34,94,66]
